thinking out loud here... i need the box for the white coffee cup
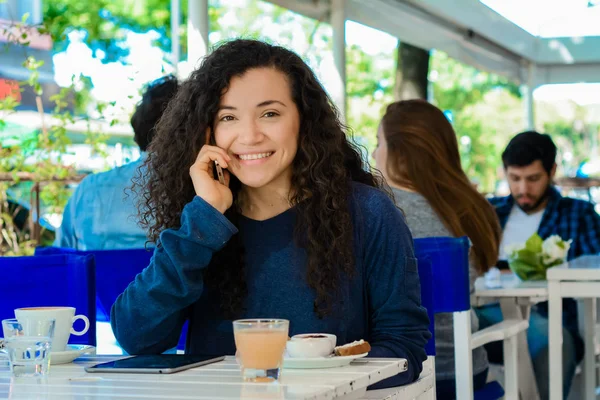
[14,307,89,352]
[286,333,337,358]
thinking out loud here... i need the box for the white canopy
[181,0,599,126]
[267,0,600,86]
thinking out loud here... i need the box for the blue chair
[35,247,153,323]
[35,247,188,352]
[416,237,513,400]
[0,254,96,347]
[365,237,527,400]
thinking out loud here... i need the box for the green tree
[0,7,104,254]
[430,51,523,192]
[43,0,326,65]
[44,0,175,61]
[537,101,599,176]
[452,90,524,191]
[431,51,521,111]
[346,43,395,152]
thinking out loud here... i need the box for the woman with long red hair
[373,99,501,398]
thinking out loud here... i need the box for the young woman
[373,99,501,397]
[111,39,430,386]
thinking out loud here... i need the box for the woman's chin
[236,175,273,189]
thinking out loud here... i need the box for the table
[474,273,549,308]
[0,355,407,400]
[548,255,600,400]
[360,358,434,400]
[474,273,548,400]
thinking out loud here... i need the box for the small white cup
[14,307,89,352]
[286,333,337,358]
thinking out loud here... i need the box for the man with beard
[477,130,600,399]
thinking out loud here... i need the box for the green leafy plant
[507,234,572,281]
[0,11,102,255]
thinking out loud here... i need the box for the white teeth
[238,152,273,161]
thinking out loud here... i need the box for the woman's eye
[263,111,278,118]
[220,115,234,122]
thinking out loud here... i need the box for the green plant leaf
[509,259,536,280]
[509,245,545,280]
[525,234,543,253]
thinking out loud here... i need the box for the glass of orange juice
[233,319,289,383]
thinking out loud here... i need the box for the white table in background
[473,273,548,400]
[0,355,407,400]
[548,255,600,400]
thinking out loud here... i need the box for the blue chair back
[0,254,96,346]
[35,247,188,351]
[414,236,471,313]
[35,247,152,322]
[416,256,436,356]
[414,236,504,400]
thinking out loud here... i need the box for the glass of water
[1,318,55,377]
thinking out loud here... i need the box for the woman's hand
[189,145,233,214]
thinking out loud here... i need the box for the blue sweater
[111,183,430,386]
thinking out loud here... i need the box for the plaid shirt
[490,187,600,361]
[490,187,600,260]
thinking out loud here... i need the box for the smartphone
[214,160,226,185]
[84,354,225,374]
[206,128,226,186]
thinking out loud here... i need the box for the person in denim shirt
[55,75,179,250]
[111,39,430,388]
[477,131,600,399]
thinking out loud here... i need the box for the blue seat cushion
[474,381,505,400]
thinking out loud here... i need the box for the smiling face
[213,67,300,190]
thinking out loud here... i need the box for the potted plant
[507,234,572,281]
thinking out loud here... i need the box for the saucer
[51,345,96,365]
[283,352,368,369]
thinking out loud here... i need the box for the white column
[330,0,346,123]
[521,62,536,130]
[32,0,43,24]
[453,311,474,400]
[548,280,563,400]
[187,0,209,70]
[581,299,597,400]
[170,0,180,77]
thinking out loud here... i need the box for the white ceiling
[481,0,600,38]
[266,0,600,86]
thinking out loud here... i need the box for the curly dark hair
[133,39,382,318]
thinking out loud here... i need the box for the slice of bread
[334,339,371,356]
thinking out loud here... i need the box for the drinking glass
[1,318,55,377]
[233,319,289,383]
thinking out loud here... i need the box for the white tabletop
[0,355,407,400]
[546,255,600,281]
[474,273,548,299]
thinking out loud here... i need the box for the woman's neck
[239,182,293,221]
[387,179,417,193]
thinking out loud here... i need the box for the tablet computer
[85,354,225,374]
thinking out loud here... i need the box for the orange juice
[234,329,288,370]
